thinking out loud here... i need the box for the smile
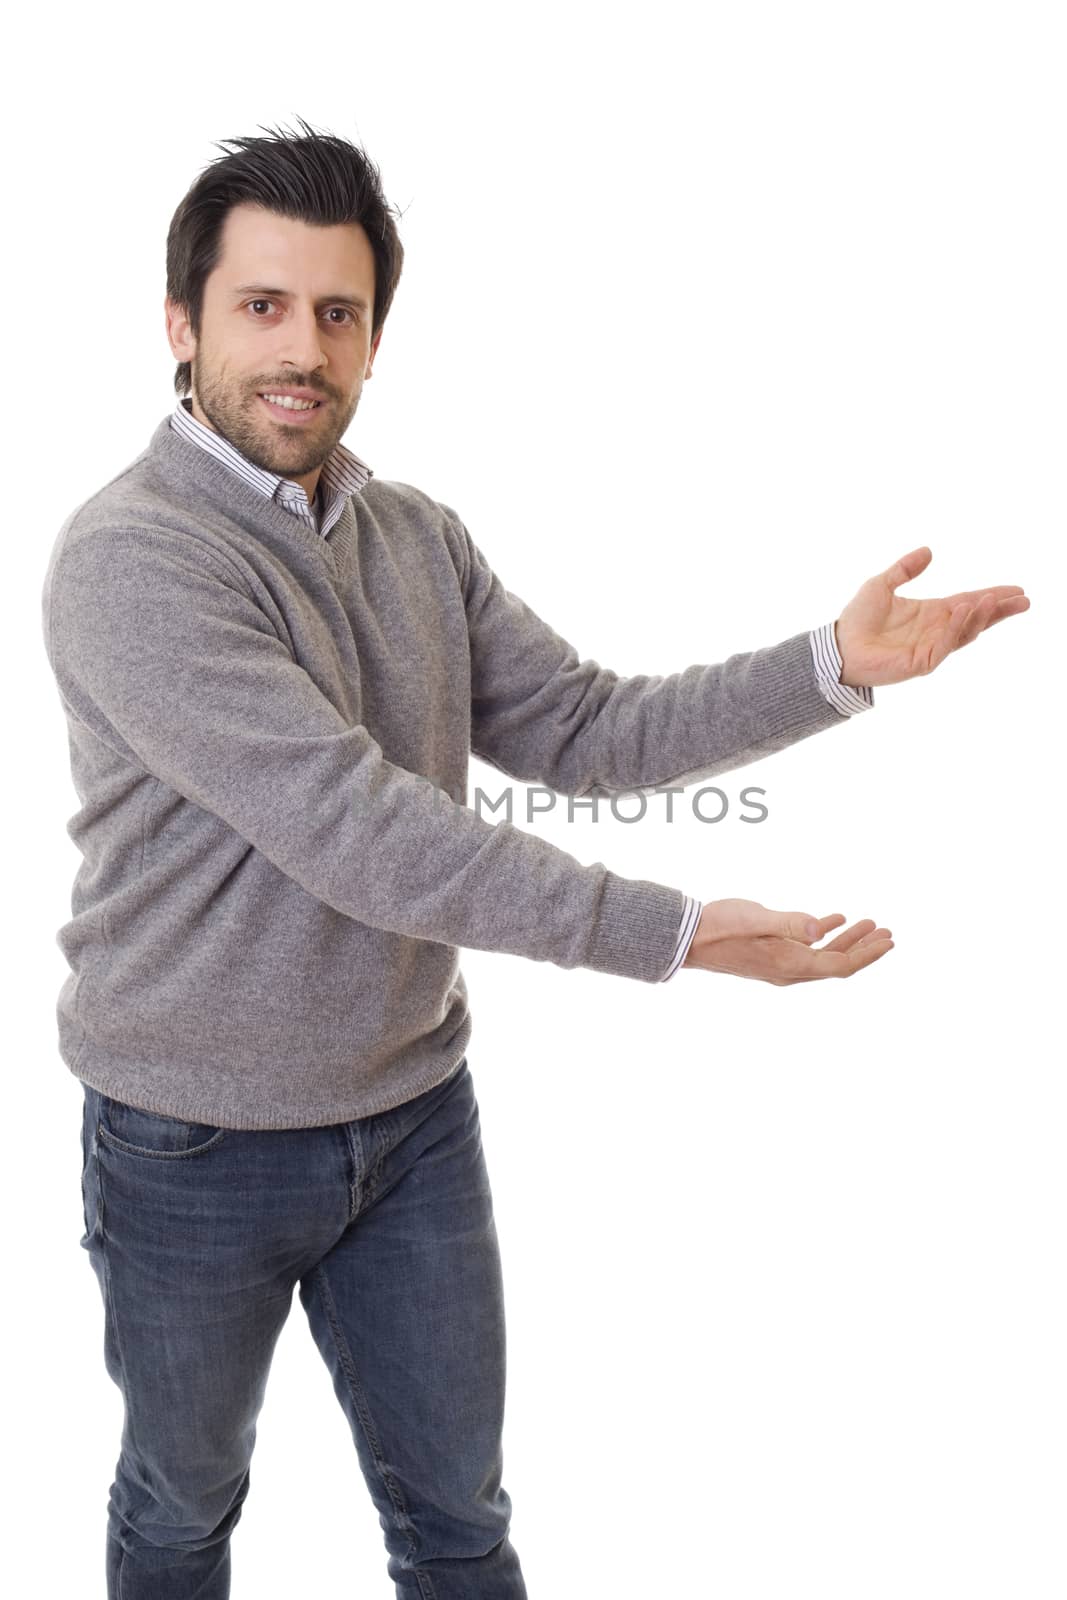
[258,394,325,424]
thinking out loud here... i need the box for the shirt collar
[171,396,373,522]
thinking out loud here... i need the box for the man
[40,118,1029,1599]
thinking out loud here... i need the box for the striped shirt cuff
[659,894,702,981]
[809,621,874,715]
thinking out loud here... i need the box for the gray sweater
[41,411,862,1128]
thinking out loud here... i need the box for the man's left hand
[835,546,1030,688]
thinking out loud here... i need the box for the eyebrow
[231,284,370,313]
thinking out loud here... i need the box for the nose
[276,304,328,376]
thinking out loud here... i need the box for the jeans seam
[97,1161,135,1598]
[362,1116,393,1208]
[312,1262,438,1600]
[96,1124,227,1161]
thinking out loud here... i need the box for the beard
[191,354,360,479]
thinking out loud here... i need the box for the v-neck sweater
[41,410,865,1128]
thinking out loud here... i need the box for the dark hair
[166,116,405,397]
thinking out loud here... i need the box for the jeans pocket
[96,1093,227,1160]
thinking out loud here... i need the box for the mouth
[257,392,326,425]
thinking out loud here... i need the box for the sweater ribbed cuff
[584,872,689,983]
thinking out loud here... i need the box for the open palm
[835,546,1030,688]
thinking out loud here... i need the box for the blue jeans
[78,1057,527,1598]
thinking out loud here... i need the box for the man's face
[165,202,381,497]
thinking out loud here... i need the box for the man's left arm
[452,509,1028,981]
[450,508,865,802]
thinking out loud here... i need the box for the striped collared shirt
[170,397,873,983]
[171,396,373,534]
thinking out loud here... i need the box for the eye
[244,300,356,326]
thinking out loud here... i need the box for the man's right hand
[682,898,894,985]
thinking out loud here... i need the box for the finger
[810,937,895,979]
[844,937,895,974]
[920,589,1026,674]
[957,593,1001,648]
[924,601,973,672]
[955,593,1030,651]
[882,546,933,592]
[942,584,1027,610]
[981,595,1031,631]
[821,918,879,953]
[823,923,890,955]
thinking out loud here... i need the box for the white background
[6,1,1063,1595]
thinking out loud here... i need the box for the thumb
[753,906,822,943]
[788,912,822,943]
[882,545,932,592]
[710,900,821,942]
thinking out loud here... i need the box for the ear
[165,297,197,363]
[366,326,383,378]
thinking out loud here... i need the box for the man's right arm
[43,523,687,985]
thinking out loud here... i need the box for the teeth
[261,394,319,411]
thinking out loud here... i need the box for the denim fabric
[78,1057,527,1598]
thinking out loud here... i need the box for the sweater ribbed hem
[67,1015,475,1130]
